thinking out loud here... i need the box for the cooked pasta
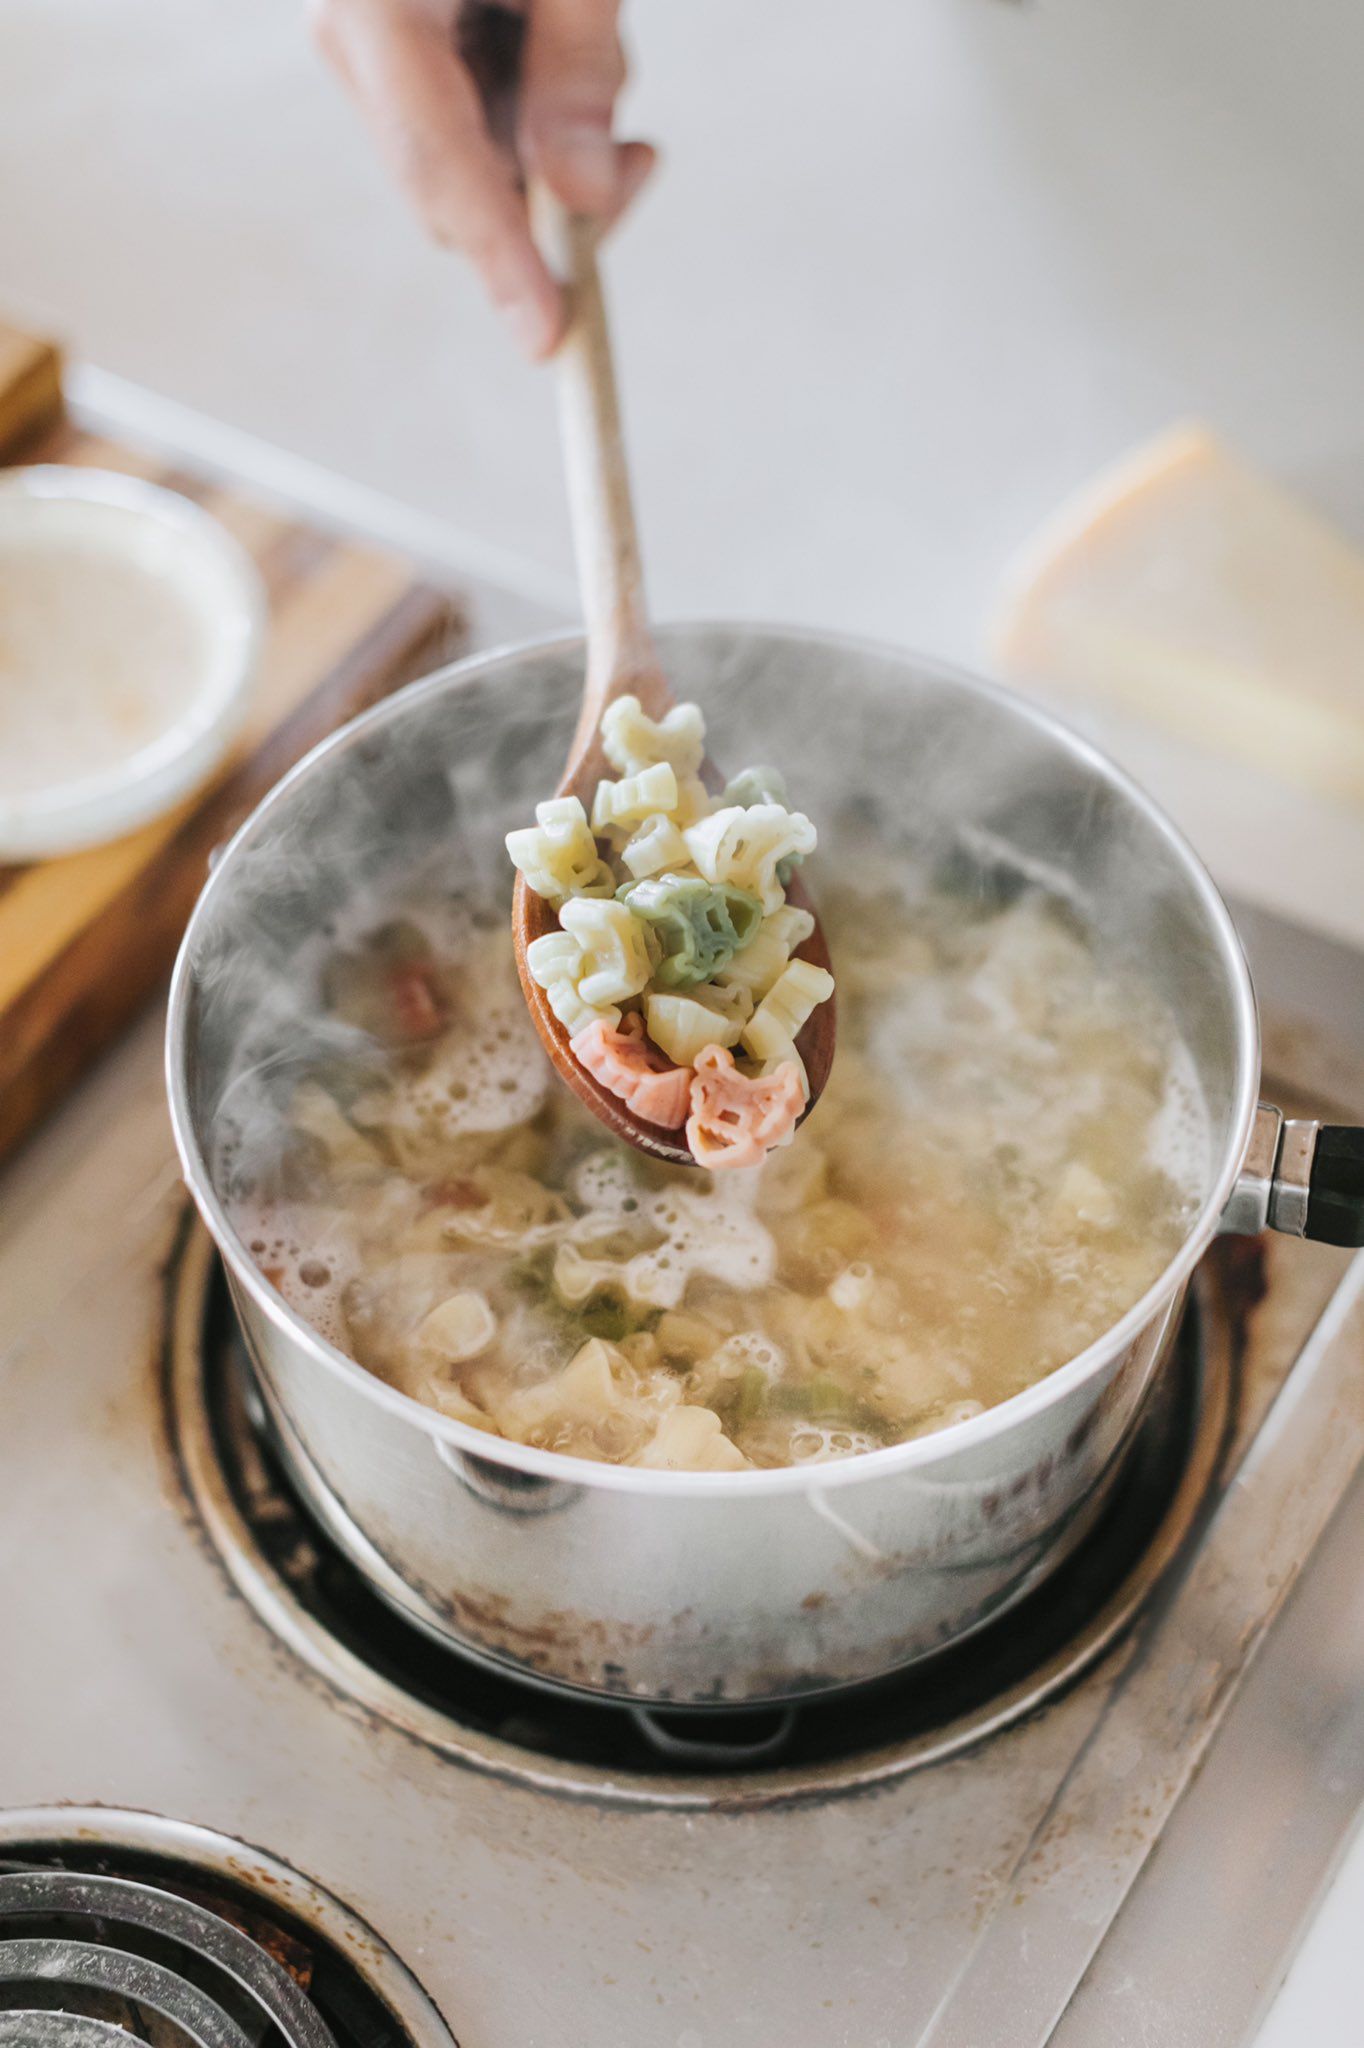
[619,814,691,880]
[645,990,746,1065]
[590,761,679,839]
[557,897,658,1007]
[525,930,620,1035]
[506,694,831,1164]
[683,804,817,916]
[601,694,705,778]
[230,879,1209,1472]
[618,874,763,989]
[506,796,615,907]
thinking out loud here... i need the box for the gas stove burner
[164,1222,1237,1807]
[0,1810,452,2047]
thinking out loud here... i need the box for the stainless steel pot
[166,625,1363,1706]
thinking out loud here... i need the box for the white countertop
[3,0,1364,2035]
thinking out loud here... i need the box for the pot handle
[627,1704,798,1766]
[1223,1104,1364,1246]
[432,1436,582,1516]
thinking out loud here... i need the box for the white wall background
[2,0,1361,664]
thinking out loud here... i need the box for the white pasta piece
[683,804,817,915]
[713,904,816,1002]
[1053,1161,1118,1229]
[619,814,691,879]
[525,930,621,1036]
[499,1338,623,1433]
[742,958,835,1064]
[505,796,614,906]
[691,980,754,1028]
[590,761,679,840]
[645,990,744,1066]
[601,693,705,778]
[414,1291,497,1364]
[436,1166,572,1249]
[668,773,714,829]
[288,1081,385,1171]
[631,1405,751,1471]
[423,1377,494,1428]
[559,898,657,1007]
[553,1242,625,1308]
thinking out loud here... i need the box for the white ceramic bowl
[0,466,265,860]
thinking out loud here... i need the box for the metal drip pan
[0,1809,454,2047]
[163,1221,1236,1808]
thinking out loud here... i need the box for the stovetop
[4,898,1364,2047]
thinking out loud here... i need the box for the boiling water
[226,879,1210,1472]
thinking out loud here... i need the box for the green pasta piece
[616,874,764,990]
[731,1366,770,1426]
[772,1376,888,1433]
[578,1298,635,1343]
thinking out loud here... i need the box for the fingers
[519,0,655,222]
[312,0,563,357]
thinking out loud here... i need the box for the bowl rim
[0,465,265,856]
[165,620,1261,1497]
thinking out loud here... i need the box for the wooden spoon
[512,194,835,1166]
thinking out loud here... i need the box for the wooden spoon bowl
[512,199,834,1167]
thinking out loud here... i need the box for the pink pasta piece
[571,1013,693,1129]
[685,1045,805,1170]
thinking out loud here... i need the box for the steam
[182,627,1239,1224]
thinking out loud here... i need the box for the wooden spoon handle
[533,185,663,746]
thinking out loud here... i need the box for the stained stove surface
[4,900,1364,2047]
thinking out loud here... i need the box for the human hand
[310,0,654,358]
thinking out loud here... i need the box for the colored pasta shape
[601,694,705,778]
[645,990,746,1066]
[590,761,679,840]
[525,930,621,1036]
[571,1013,692,1129]
[505,693,834,1166]
[618,873,763,989]
[713,905,815,1002]
[506,796,615,907]
[683,804,817,915]
[686,1045,806,1170]
[558,898,658,1007]
[620,814,691,879]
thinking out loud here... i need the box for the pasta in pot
[228,875,1209,1473]
[505,693,833,1165]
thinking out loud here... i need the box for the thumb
[519,0,638,216]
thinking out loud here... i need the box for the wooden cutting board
[0,325,466,1164]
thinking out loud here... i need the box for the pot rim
[166,620,1261,1498]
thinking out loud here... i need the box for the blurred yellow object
[992,423,1364,806]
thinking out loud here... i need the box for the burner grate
[0,2021,137,2046]
[0,1821,452,2048]
[0,1869,335,2047]
[165,1226,1238,1804]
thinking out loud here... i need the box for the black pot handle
[1226,1107,1364,1248]
[1306,1126,1364,1247]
